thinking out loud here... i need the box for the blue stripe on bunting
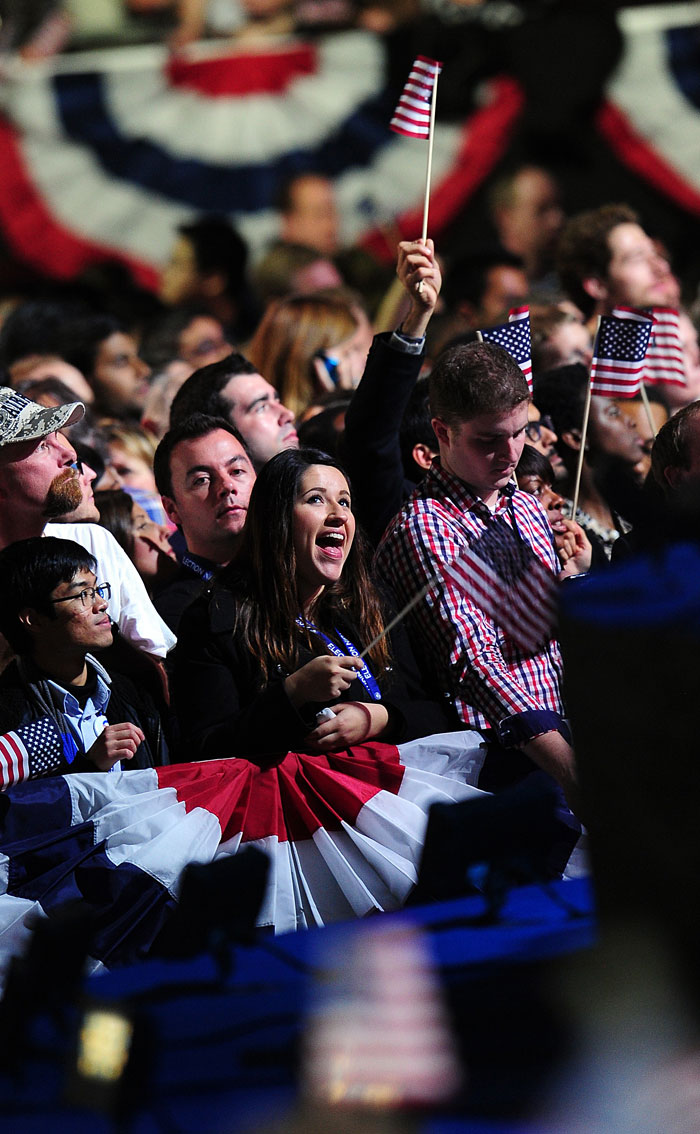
[667,26,700,111]
[1,776,175,967]
[52,72,396,213]
[0,774,74,848]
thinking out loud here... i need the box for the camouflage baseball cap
[0,387,84,447]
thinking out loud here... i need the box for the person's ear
[141,415,161,438]
[664,464,682,490]
[582,275,608,303]
[562,428,583,452]
[431,417,450,447]
[161,495,181,528]
[200,270,227,300]
[412,442,437,471]
[456,300,478,327]
[19,606,47,637]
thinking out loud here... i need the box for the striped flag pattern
[645,308,686,387]
[589,311,654,397]
[613,306,686,387]
[479,307,533,392]
[438,517,558,654]
[0,732,29,788]
[390,56,442,140]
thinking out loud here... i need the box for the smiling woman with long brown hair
[170,446,485,929]
[173,447,454,759]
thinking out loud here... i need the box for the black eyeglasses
[70,459,84,475]
[524,415,555,443]
[50,583,111,609]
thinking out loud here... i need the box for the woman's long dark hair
[95,489,135,557]
[219,448,391,685]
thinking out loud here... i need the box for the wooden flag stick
[571,379,592,521]
[360,576,437,660]
[639,382,658,439]
[420,63,439,244]
[572,317,601,520]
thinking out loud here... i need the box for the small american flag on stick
[613,306,686,388]
[589,311,654,397]
[478,307,532,393]
[390,56,442,140]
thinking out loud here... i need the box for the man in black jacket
[0,536,167,775]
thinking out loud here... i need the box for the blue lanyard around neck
[296,617,382,702]
[180,551,214,582]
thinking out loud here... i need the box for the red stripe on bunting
[0,114,160,291]
[362,76,525,261]
[165,44,317,96]
[597,99,700,218]
[157,744,405,843]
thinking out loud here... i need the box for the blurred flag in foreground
[305,922,462,1107]
[439,515,558,654]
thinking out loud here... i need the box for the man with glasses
[525,405,564,481]
[0,536,167,775]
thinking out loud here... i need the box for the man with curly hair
[556,203,678,323]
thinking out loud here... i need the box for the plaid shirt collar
[425,458,516,520]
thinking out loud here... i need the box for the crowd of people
[1,167,700,934]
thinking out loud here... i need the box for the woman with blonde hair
[100,421,169,527]
[248,292,368,418]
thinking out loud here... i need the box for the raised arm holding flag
[390,55,442,248]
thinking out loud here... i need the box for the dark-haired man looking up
[557,202,678,325]
[153,414,256,632]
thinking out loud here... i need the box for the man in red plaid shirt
[375,341,587,810]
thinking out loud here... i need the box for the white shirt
[44,522,177,658]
